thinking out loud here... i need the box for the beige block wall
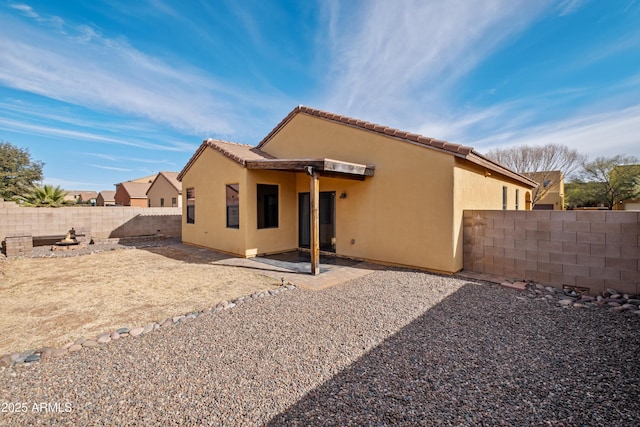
[265,113,458,273]
[0,200,181,247]
[453,159,533,272]
[463,210,640,295]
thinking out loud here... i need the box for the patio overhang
[245,158,375,180]
[246,158,374,275]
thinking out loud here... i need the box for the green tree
[574,155,640,209]
[0,141,44,200]
[16,184,71,207]
[564,181,601,208]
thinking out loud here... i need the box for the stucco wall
[181,148,248,255]
[180,112,535,274]
[463,210,640,295]
[453,159,533,272]
[0,199,181,247]
[268,113,458,273]
[148,175,182,208]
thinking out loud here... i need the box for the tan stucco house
[147,171,182,208]
[97,190,116,206]
[523,170,565,210]
[178,106,537,274]
[114,181,152,207]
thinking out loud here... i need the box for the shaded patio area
[210,250,381,291]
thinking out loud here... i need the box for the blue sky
[1,0,639,192]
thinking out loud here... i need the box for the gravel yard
[1,270,639,426]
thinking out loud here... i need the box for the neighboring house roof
[64,190,98,202]
[128,174,157,184]
[147,171,183,195]
[179,105,537,187]
[120,181,152,199]
[98,190,116,200]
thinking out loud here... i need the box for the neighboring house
[96,190,116,206]
[613,164,640,211]
[178,106,537,274]
[146,171,182,207]
[128,174,158,184]
[114,181,152,207]
[522,170,564,210]
[64,190,99,205]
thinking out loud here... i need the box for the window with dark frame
[160,198,165,207]
[515,189,519,210]
[172,197,177,207]
[502,186,507,210]
[257,184,278,229]
[226,184,239,228]
[186,187,195,224]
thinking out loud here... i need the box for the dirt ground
[0,245,279,355]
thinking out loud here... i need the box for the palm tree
[16,184,72,207]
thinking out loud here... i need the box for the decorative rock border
[506,281,640,314]
[0,284,297,368]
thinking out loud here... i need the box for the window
[171,197,177,207]
[226,184,239,228]
[147,199,151,207]
[257,184,278,229]
[160,198,165,207]
[515,189,519,210]
[502,186,507,210]
[186,188,195,224]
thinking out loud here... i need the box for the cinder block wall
[0,200,181,245]
[463,210,640,295]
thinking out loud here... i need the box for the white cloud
[321,0,551,124]
[87,164,133,172]
[468,105,640,160]
[0,116,186,151]
[557,0,589,16]
[0,6,287,140]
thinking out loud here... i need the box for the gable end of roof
[256,105,475,158]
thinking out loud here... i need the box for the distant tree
[573,155,640,210]
[16,184,71,207]
[0,141,44,200]
[564,181,601,209]
[484,143,586,206]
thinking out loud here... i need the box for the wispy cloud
[0,116,185,151]
[0,4,287,140]
[87,164,133,172]
[83,152,175,166]
[321,0,550,124]
[468,105,640,159]
[557,0,589,16]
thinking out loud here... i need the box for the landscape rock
[0,354,12,367]
[129,327,144,337]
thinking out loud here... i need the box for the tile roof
[178,106,537,188]
[98,190,116,200]
[256,105,537,187]
[178,139,274,180]
[257,105,474,156]
[120,181,152,198]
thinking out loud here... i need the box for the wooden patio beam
[310,170,320,275]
